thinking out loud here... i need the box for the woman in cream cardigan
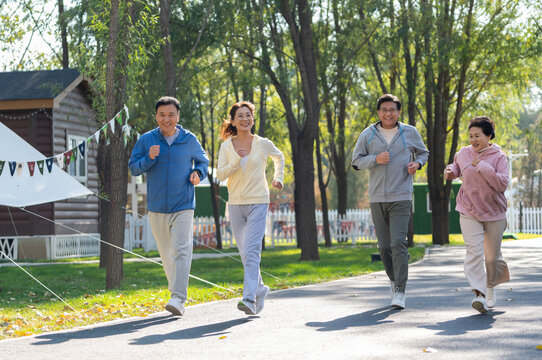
[217,101,284,315]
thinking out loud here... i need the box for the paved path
[1,239,541,359]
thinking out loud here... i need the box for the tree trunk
[294,138,319,260]
[98,139,110,268]
[316,132,331,247]
[279,0,320,260]
[58,0,69,68]
[102,0,133,289]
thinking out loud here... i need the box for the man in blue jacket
[352,94,429,310]
[129,96,209,316]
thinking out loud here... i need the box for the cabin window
[67,135,87,185]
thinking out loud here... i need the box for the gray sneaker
[391,292,406,309]
[237,299,256,315]
[165,298,185,316]
[255,285,270,314]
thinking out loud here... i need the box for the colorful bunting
[78,142,86,158]
[56,154,65,169]
[9,161,16,176]
[37,160,45,175]
[65,150,72,166]
[45,158,54,173]
[1,105,135,179]
[28,161,36,176]
[109,118,115,134]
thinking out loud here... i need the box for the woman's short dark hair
[468,116,495,140]
[377,94,401,110]
[219,101,255,140]
[155,96,180,113]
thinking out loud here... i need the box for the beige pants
[460,215,509,295]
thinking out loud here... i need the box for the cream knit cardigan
[217,135,284,205]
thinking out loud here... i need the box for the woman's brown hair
[219,101,256,141]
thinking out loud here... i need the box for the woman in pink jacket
[444,116,510,314]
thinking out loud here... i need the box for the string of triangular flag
[0,105,140,177]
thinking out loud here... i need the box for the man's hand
[149,145,160,160]
[190,171,201,185]
[407,162,420,175]
[272,180,282,190]
[376,151,390,164]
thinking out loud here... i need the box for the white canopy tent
[0,122,92,207]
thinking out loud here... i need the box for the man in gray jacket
[352,94,429,309]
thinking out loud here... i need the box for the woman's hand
[443,168,454,180]
[236,148,250,157]
[272,180,282,190]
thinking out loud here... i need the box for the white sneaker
[390,281,396,299]
[165,298,185,316]
[255,285,270,314]
[391,292,406,309]
[472,296,488,314]
[486,287,496,308]
[237,299,256,315]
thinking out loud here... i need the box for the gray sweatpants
[370,201,411,293]
[148,210,194,303]
[229,204,268,302]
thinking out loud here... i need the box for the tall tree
[58,0,69,68]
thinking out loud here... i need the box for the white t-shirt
[377,124,398,145]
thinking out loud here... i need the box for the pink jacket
[446,144,509,221]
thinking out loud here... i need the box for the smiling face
[231,105,254,133]
[155,103,180,137]
[377,101,401,129]
[469,126,491,152]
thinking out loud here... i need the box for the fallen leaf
[219,335,227,339]
[536,345,542,350]
[423,347,438,353]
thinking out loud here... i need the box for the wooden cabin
[0,69,99,259]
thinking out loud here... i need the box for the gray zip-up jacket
[351,121,429,203]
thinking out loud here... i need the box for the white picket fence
[5,206,539,260]
[0,237,17,259]
[507,206,542,234]
[124,208,377,251]
[50,234,101,259]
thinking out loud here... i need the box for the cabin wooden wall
[52,84,99,235]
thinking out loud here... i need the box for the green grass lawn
[0,233,538,340]
[0,243,424,340]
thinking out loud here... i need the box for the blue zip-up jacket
[351,121,429,203]
[128,125,209,213]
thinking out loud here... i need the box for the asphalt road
[1,238,541,359]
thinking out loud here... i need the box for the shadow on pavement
[305,306,394,331]
[130,317,253,345]
[32,315,179,345]
[419,311,505,335]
